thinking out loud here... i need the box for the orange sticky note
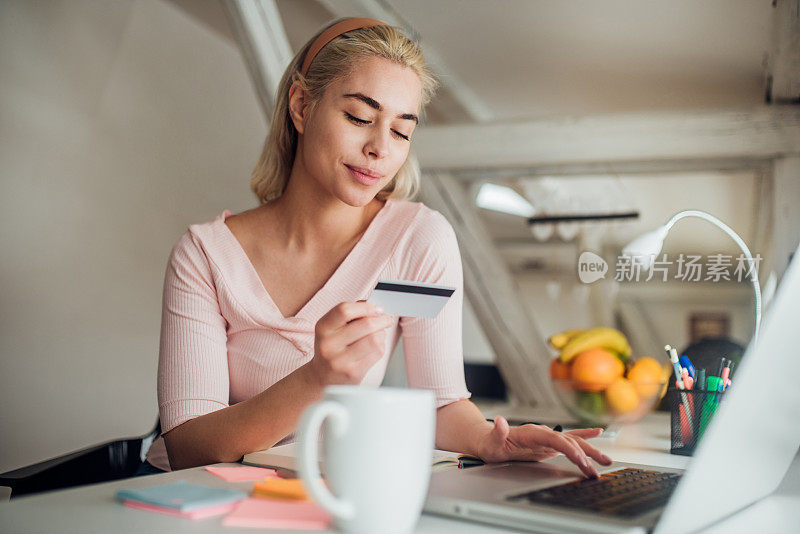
[253,478,312,501]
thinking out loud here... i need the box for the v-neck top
[146,198,471,471]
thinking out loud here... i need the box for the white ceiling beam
[222,0,293,119]
[769,0,800,103]
[413,107,800,172]
[315,0,495,122]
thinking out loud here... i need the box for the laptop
[425,244,800,533]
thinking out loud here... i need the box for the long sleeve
[399,208,472,408]
[157,231,230,434]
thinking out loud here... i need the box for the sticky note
[205,465,278,482]
[115,480,246,511]
[221,497,331,530]
[253,478,311,501]
[122,499,237,519]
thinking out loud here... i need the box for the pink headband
[300,17,388,77]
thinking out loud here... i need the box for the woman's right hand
[305,301,394,386]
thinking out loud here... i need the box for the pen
[681,368,693,390]
[716,358,726,382]
[720,360,731,391]
[665,345,685,390]
[667,345,694,444]
[679,355,696,380]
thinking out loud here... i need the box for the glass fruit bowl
[551,377,668,426]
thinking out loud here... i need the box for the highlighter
[720,360,731,391]
[679,355,696,380]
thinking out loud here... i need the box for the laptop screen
[655,245,800,533]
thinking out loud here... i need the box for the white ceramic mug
[296,386,435,534]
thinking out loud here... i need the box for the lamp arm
[665,210,761,342]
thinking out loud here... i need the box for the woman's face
[291,55,422,207]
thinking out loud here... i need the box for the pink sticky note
[123,499,237,519]
[204,465,278,482]
[221,497,331,530]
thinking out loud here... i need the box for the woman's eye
[345,112,369,125]
[344,112,410,141]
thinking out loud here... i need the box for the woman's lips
[346,165,381,185]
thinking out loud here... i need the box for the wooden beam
[771,156,800,280]
[418,171,566,412]
[455,158,774,181]
[222,0,293,119]
[316,0,495,122]
[769,0,800,103]
[413,107,800,171]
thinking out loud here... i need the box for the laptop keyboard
[507,468,681,518]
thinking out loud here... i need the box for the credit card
[366,279,456,318]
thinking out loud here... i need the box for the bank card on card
[366,279,455,318]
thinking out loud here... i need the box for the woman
[142,17,611,478]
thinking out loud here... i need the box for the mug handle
[296,400,355,520]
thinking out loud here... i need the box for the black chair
[0,419,160,498]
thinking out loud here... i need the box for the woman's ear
[288,81,308,135]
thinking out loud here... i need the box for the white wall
[0,0,265,472]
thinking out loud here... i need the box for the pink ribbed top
[146,199,471,470]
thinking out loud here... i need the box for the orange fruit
[627,357,665,398]
[570,348,624,392]
[605,378,639,414]
[549,358,571,380]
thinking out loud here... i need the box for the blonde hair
[250,20,439,204]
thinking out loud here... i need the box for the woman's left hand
[475,416,613,478]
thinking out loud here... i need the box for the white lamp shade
[621,226,669,268]
[475,183,536,218]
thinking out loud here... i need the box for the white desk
[1,413,797,533]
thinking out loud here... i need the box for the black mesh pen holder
[669,388,726,456]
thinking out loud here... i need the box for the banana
[548,328,586,350]
[558,327,632,363]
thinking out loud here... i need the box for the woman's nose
[364,128,390,159]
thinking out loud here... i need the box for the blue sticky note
[116,480,247,511]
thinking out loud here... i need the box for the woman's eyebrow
[343,92,419,124]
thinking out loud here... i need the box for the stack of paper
[116,480,247,519]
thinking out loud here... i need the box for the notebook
[244,442,482,473]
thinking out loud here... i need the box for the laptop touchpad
[461,459,583,489]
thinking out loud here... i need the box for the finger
[566,428,604,440]
[563,434,597,477]
[338,314,394,347]
[568,434,613,465]
[344,329,387,363]
[320,301,383,334]
[534,428,598,478]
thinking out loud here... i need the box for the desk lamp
[622,210,762,342]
